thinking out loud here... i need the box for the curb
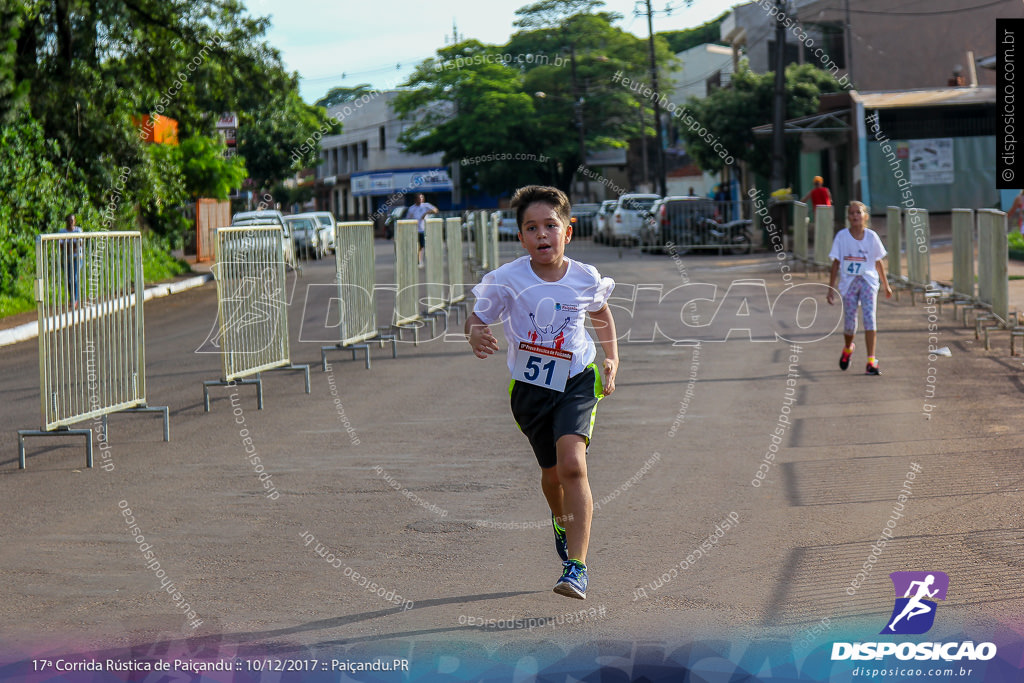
[0,273,214,349]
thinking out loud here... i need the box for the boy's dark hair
[510,185,571,231]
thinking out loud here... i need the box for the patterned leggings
[842,276,878,335]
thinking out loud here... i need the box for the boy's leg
[555,434,592,563]
[540,467,565,524]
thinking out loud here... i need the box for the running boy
[465,185,618,600]
[826,201,893,374]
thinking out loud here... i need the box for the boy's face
[518,201,572,265]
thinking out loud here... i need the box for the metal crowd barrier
[905,208,931,302]
[488,212,500,271]
[978,210,1009,324]
[951,209,975,302]
[424,217,447,332]
[446,217,469,321]
[18,231,169,469]
[393,219,422,343]
[813,205,834,269]
[886,207,903,285]
[792,201,808,267]
[320,221,395,370]
[202,226,309,411]
[478,211,492,272]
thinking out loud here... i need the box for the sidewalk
[0,253,214,347]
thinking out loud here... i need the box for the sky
[249,0,742,104]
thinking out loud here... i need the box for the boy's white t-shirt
[829,228,887,295]
[472,255,615,377]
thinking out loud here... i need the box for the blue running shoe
[552,514,568,562]
[553,559,588,599]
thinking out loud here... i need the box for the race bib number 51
[512,342,572,392]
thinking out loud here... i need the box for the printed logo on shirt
[555,302,580,312]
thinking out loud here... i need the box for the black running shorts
[509,363,604,469]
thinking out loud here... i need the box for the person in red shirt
[801,176,832,210]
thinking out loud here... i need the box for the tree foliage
[659,11,728,55]
[678,62,843,180]
[393,1,674,195]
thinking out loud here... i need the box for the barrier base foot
[426,309,448,336]
[266,363,311,394]
[378,332,398,359]
[16,427,93,470]
[104,405,171,442]
[203,377,261,412]
[392,323,420,346]
[322,342,372,370]
[449,300,468,325]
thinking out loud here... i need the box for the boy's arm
[588,304,619,396]
[826,260,840,304]
[875,258,893,298]
[465,312,499,359]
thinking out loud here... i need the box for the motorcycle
[671,215,752,256]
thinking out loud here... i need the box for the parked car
[607,193,660,245]
[284,214,324,259]
[228,209,296,269]
[594,200,619,244]
[495,209,519,240]
[309,211,337,255]
[571,202,602,237]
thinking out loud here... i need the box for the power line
[839,0,1011,16]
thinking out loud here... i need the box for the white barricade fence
[905,208,931,292]
[978,209,1010,323]
[320,221,395,370]
[886,207,903,283]
[489,211,501,271]
[951,209,975,300]
[202,226,309,411]
[446,217,469,321]
[18,231,169,469]
[792,201,808,263]
[478,210,492,272]
[424,217,446,315]
[393,219,423,343]
[813,205,834,268]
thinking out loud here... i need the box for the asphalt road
[0,237,1021,679]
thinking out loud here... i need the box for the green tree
[658,11,728,55]
[178,135,248,200]
[678,62,842,180]
[314,84,376,109]
[394,1,674,195]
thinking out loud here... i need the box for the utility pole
[770,0,787,192]
[844,0,854,86]
[644,0,667,196]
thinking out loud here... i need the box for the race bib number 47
[512,342,572,392]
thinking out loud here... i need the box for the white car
[309,211,337,255]
[609,194,660,245]
[284,215,323,259]
[229,209,297,270]
[495,209,519,240]
[594,200,618,244]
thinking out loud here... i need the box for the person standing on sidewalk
[801,176,832,212]
[826,201,893,375]
[405,193,438,268]
[60,213,83,309]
